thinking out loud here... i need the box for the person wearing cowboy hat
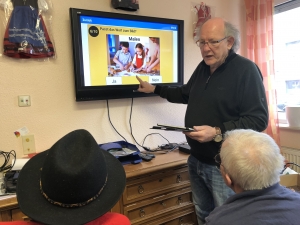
[2,129,130,225]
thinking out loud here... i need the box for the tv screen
[69,8,184,101]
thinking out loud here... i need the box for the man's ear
[227,36,234,50]
[221,167,233,187]
[224,173,233,187]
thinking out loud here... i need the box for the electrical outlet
[22,135,36,155]
[18,95,31,107]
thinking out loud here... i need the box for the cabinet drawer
[11,209,27,221]
[124,167,190,204]
[163,212,195,225]
[127,192,192,222]
[140,207,196,225]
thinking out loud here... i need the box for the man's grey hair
[194,18,240,52]
[224,21,240,52]
[220,129,284,191]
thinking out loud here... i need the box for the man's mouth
[205,55,213,59]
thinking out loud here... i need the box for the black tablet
[151,124,194,132]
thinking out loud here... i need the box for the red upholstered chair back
[0,213,131,225]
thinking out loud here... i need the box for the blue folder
[99,141,142,165]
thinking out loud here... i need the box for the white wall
[0,0,245,158]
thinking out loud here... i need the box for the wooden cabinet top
[123,150,189,178]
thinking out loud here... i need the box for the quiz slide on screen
[80,19,178,86]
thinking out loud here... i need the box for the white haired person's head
[220,129,284,191]
[195,18,240,52]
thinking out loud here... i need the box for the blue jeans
[188,155,235,225]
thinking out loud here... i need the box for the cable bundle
[0,150,16,172]
[281,162,300,174]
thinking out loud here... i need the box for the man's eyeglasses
[196,36,228,48]
[214,153,221,170]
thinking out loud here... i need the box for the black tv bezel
[69,8,184,101]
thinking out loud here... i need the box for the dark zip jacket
[154,50,269,164]
[205,183,300,225]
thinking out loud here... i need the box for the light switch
[22,134,36,155]
[18,95,31,107]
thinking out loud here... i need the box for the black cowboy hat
[17,129,126,225]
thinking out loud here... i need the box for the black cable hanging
[0,150,16,173]
[106,98,176,152]
[129,98,173,152]
[106,100,128,142]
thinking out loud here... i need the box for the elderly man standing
[136,17,268,224]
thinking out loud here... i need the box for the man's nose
[202,43,211,51]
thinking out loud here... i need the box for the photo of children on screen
[107,34,160,76]
[112,41,132,71]
[130,43,147,72]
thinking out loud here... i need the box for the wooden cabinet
[118,149,197,225]
[0,150,197,224]
[0,196,28,221]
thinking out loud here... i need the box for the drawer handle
[160,201,166,207]
[180,217,184,224]
[139,208,146,218]
[176,174,182,183]
[178,196,183,205]
[22,216,31,221]
[138,185,144,194]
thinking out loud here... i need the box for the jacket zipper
[205,76,211,90]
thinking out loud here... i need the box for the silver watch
[213,127,223,142]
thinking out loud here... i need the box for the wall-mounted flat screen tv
[70,8,184,101]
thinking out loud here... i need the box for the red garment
[85,213,131,225]
[0,213,131,225]
[135,53,143,68]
